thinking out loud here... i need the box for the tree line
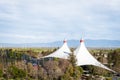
[0,48,119,80]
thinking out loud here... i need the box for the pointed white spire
[42,39,71,59]
[74,38,115,73]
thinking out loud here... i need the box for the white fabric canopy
[74,39,115,73]
[42,40,71,59]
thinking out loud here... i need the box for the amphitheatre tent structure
[74,39,116,73]
[42,39,71,59]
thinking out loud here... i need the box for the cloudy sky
[0,0,120,43]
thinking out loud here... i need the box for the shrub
[8,66,26,79]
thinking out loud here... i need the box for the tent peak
[63,39,67,43]
[80,38,84,43]
[75,39,115,73]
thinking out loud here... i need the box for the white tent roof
[74,39,115,73]
[43,40,71,59]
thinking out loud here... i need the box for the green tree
[8,66,26,79]
[108,49,120,72]
[61,53,82,80]
[0,69,3,77]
